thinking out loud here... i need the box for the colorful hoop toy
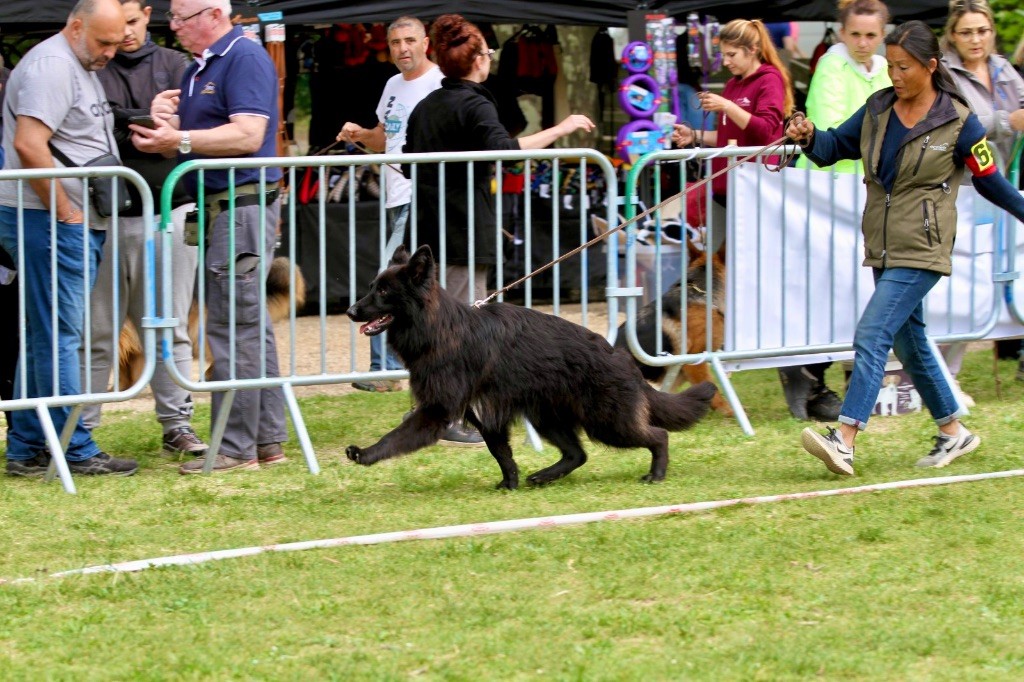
[618,73,662,119]
[621,41,653,74]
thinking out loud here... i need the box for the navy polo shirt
[177,25,281,195]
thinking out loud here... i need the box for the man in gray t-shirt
[0,0,138,478]
[0,19,120,219]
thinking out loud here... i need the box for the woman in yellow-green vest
[801,0,891,174]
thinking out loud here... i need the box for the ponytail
[719,18,795,116]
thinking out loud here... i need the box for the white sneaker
[801,426,855,476]
[915,426,980,468]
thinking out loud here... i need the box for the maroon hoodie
[711,62,786,196]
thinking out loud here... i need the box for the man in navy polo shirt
[132,0,287,474]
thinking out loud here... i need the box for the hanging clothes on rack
[590,27,617,156]
[499,24,559,128]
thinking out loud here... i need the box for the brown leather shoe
[256,442,287,466]
[179,453,259,475]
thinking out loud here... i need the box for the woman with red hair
[403,14,594,303]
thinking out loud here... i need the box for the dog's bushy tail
[266,256,307,321]
[646,381,717,430]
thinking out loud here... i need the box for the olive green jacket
[860,89,972,275]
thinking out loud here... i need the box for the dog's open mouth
[358,315,394,336]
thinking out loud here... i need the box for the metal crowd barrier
[619,145,1024,435]
[1003,138,1024,326]
[158,149,620,471]
[0,166,155,493]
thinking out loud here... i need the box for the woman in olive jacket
[787,22,1024,476]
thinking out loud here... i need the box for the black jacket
[403,78,520,266]
[97,41,190,214]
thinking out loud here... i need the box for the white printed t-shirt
[376,64,443,208]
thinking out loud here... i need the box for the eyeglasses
[953,27,993,39]
[479,48,496,58]
[165,7,214,25]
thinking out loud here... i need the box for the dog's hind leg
[526,422,588,486]
[642,428,671,482]
[589,418,672,483]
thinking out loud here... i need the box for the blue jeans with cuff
[839,266,962,430]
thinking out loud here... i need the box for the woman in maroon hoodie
[672,20,843,422]
[671,18,793,254]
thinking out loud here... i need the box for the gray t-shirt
[0,32,118,218]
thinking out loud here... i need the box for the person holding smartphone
[88,0,208,458]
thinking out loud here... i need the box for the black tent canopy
[0,0,950,29]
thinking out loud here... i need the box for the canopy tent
[0,0,951,29]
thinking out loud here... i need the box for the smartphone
[128,114,157,129]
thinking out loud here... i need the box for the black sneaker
[67,452,138,477]
[162,426,208,457]
[5,450,51,477]
[807,385,843,421]
[440,421,485,447]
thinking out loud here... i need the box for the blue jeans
[840,267,962,430]
[0,207,104,461]
[369,204,408,372]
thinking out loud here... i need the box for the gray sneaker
[179,453,259,475]
[68,452,138,477]
[801,426,855,475]
[5,450,52,477]
[440,421,485,447]
[915,427,980,468]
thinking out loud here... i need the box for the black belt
[217,188,279,211]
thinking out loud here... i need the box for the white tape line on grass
[22,468,1024,582]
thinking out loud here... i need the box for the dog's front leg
[346,406,449,465]
[464,409,519,490]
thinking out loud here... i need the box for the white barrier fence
[618,146,1024,434]
[0,166,156,493]
[158,150,620,474]
[5,147,1018,492]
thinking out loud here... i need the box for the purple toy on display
[615,119,665,164]
[619,73,662,119]
[621,41,653,74]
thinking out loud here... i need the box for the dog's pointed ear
[390,244,410,268]
[407,245,435,286]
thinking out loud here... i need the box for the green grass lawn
[2,349,1024,679]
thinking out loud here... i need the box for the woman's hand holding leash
[696,90,730,113]
[785,113,814,147]
[671,123,695,148]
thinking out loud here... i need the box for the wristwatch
[178,131,192,154]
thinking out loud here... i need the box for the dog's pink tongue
[358,322,371,335]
